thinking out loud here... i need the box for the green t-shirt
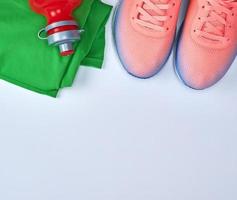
[0,0,112,97]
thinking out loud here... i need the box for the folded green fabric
[0,0,112,97]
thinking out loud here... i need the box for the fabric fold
[0,0,112,97]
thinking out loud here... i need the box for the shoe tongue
[202,13,225,38]
[202,0,235,39]
[140,0,170,27]
[145,0,170,16]
[150,0,169,3]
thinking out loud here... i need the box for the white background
[0,0,237,199]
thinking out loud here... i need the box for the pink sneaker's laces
[198,0,237,43]
[134,0,173,32]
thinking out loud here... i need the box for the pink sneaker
[175,0,237,89]
[114,0,181,78]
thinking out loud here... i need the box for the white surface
[0,0,237,199]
